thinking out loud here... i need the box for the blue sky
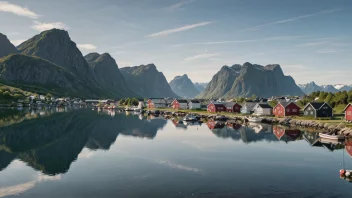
[1,0,351,85]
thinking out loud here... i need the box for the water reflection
[0,109,166,175]
[0,109,351,177]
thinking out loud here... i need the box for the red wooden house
[147,98,167,109]
[344,103,352,122]
[207,102,226,113]
[273,102,300,117]
[171,99,188,109]
[224,102,242,113]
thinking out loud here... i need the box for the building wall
[208,104,226,113]
[304,104,316,117]
[285,103,300,116]
[189,103,201,109]
[172,100,180,109]
[274,105,285,117]
[316,104,333,118]
[346,106,352,121]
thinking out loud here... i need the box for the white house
[253,103,273,116]
[188,100,201,110]
[241,102,257,114]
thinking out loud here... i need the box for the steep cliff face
[169,74,199,98]
[198,63,304,98]
[18,29,92,78]
[120,64,178,98]
[0,33,18,58]
[197,65,241,98]
[84,52,137,97]
[0,54,88,96]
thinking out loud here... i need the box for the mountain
[298,82,323,94]
[198,65,242,98]
[18,29,93,78]
[198,62,304,98]
[193,82,208,93]
[120,64,178,98]
[321,85,338,93]
[339,85,352,92]
[84,52,137,97]
[0,33,18,58]
[299,82,352,94]
[0,54,93,96]
[5,29,132,98]
[169,74,199,98]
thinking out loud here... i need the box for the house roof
[304,102,329,110]
[257,103,272,109]
[243,102,257,110]
[189,100,200,103]
[343,103,352,112]
[224,102,241,108]
[278,101,300,109]
[176,99,188,103]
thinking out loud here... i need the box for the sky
[0,0,352,85]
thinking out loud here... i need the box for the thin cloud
[77,44,97,50]
[145,21,214,37]
[174,36,306,47]
[10,39,26,46]
[0,1,39,18]
[296,41,327,47]
[167,0,195,10]
[239,8,341,32]
[184,53,219,61]
[31,21,68,31]
[316,49,336,54]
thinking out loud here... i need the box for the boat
[246,116,262,123]
[319,133,345,141]
[183,114,197,122]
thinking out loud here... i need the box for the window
[310,111,313,115]
[347,111,352,115]
[292,109,297,112]
[308,107,311,110]
[287,109,290,112]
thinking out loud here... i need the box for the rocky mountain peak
[169,74,199,98]
[0,33,18,58]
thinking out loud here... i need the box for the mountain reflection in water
[0,109,166,175]
[1,108,352,198]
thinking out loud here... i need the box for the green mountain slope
[169,74,199,98]
[120,64,178,98]
[0,33,18,58]
[84,52,137,97]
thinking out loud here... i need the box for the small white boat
[183,114,197,122]
[246,117,262,123]
[319,133,345,140]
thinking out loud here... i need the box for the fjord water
[0,109,352,198]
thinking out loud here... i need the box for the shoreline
[153,108,352,137]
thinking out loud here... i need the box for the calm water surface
[0,108,351,198]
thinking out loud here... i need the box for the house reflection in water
[273,126,302,143]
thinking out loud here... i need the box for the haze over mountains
[169,74,200,98]
[299,82,352,94]
[0,28,349,99]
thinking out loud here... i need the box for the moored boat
[319,133,345,141]
[246,116,263,123]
